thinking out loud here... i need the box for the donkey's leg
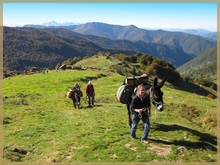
[73,100,76,109]
[77,97,80,109]
[73,93,80,109]
[126,103,132,128]
[74,93,79,104]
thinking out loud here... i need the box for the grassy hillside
[3,65,217,162]
[73,52,145,77]
[177,46,216,74]
[177,46,217,86]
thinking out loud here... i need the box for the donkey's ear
[157,76,166,88]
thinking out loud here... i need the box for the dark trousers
[87,93,94,106]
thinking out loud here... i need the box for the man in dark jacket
[86,81,95,107]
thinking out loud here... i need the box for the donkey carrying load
[116,74,166,127]
[66,84,83,109]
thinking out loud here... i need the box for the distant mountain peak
[126,24,138,28]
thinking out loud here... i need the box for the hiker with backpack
[130,84,151,144]
[86,81,95,107]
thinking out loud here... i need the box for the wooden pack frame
[125,74,148,86]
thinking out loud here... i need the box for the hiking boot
[141,140,149,144]
[130,136,136,139]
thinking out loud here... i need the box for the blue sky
[3,3,217,31]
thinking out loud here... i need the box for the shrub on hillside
[179,106,200,122]
[194,78,212,87]
[131,53,180,83]
[194,78,217,91]
[114,53,130,62]
[146,63,180,83]
[182,74,192,82]
[204,117,217,127]
[62,56,82,65]
[207,93,216,99]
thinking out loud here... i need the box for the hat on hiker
[88,81,92,84]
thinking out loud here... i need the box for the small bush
[179,106,200,121]
[204,118,217,127]
[207,94,216,99]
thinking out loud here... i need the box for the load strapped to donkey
[116,73,150,104]
[116,73,166,127]
[66,84,83,109]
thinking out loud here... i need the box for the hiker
[130,84,151,144]
[86,81,95,107]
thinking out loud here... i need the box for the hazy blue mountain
[143,28,217,39]
[19,27,195,67]
[24,22,216,56]
[203,32,217,40]
[160,28,215,34]
[38,21,216,36]
[52,22,216,56]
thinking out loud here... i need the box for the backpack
[116,85,134,104]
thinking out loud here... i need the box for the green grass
[76,55,119,69]
[3,69,217,162]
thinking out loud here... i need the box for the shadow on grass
[150,123,217,152]
[172,80,216,98]
[81,104,103,109]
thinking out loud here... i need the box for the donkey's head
[150,76,166,111]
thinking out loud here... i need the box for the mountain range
[152,28,217,39]
[3,27,137,70]
[24,22,216,56]
[23,21,217,39]
[21,27,198,66]
[3,22,217,71]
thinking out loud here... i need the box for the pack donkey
[118,75,166,127]
[66,84,83,109]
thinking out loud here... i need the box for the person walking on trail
[130,84,151,144]
[86,81,95,107]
